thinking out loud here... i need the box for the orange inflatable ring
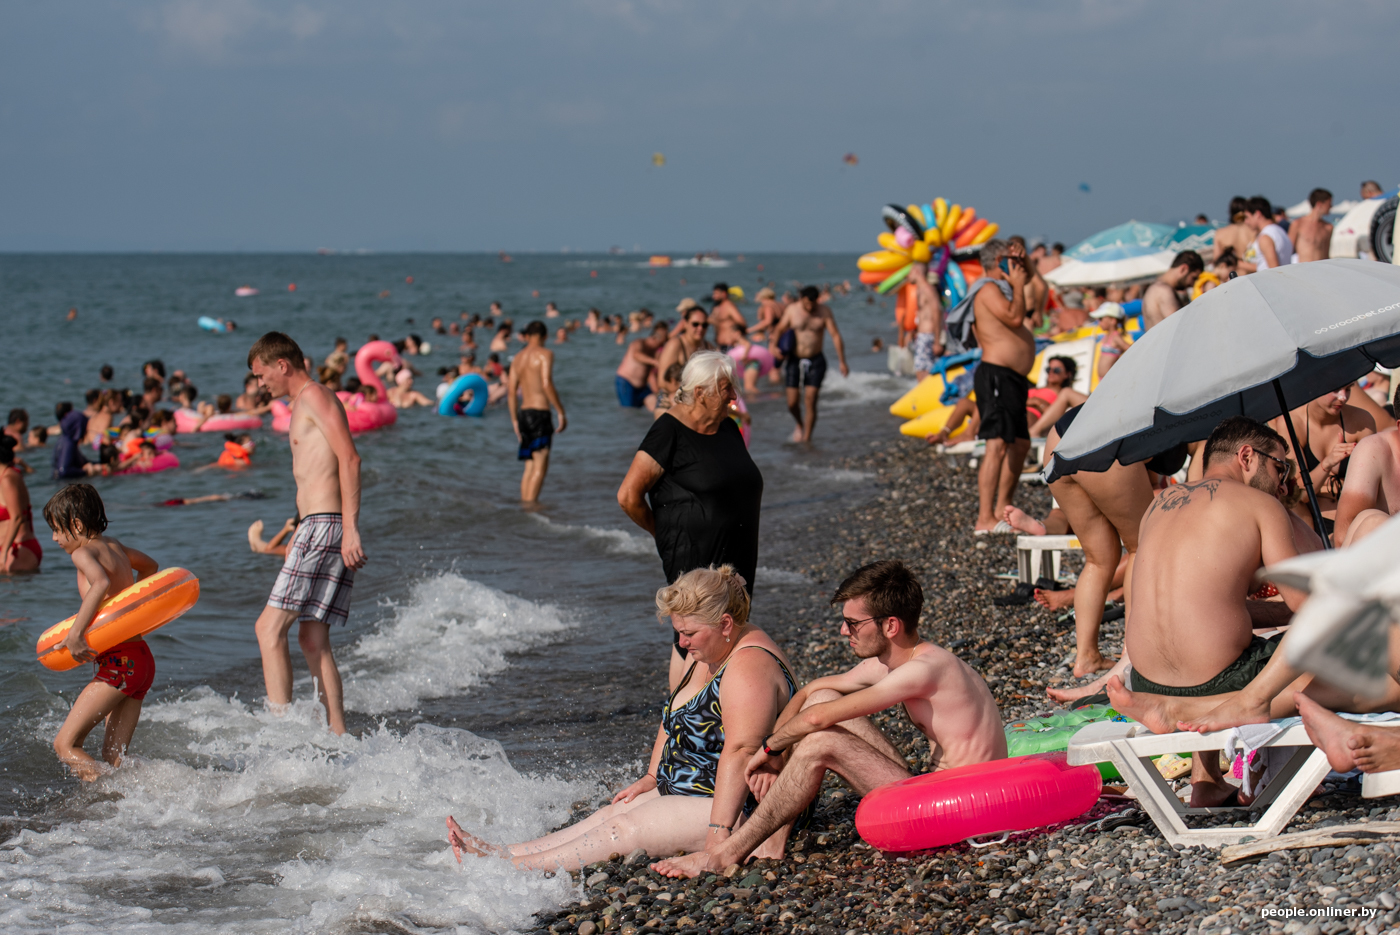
[36,567,199,671]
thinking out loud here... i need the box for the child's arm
[62,547,112,663]
[124,546,159,581]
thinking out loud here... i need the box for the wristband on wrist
[762,735,784,756]
[708,823,732,832]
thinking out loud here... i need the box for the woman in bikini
[0,436,41,572]
[1275,384,1377,542]
[447,565,797,870]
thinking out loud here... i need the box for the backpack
[943,278,1013,356]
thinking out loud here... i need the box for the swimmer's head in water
[43,483,108,540]
[395,369,412,387]
[655,564,751,628]
[7,407,28,431]
[831,560,923,644]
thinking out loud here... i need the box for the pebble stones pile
[527,437,1400,935]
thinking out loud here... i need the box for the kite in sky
[652,152,665,167]
[843,153,859,166]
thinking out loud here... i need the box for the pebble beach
[527,438,1400,935]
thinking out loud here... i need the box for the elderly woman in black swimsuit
[447,565,795,870]
[1274,383,1377,541]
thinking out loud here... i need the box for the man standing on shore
[970,239,1034,534]
[1291,189,1334,262]
[615,322,668,409]
[248,332,365,735]
[508,321,567,502]
[709,284,747,351]
[770,286,849,443]
[1142,250,1204,331]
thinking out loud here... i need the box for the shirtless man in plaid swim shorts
[249,332,366,734]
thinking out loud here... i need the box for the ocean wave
[791,463,876,483]
[528,514,656,557]
[5,688,590,934]
[815,369,909,408]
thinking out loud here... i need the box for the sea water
[0,253,909,932]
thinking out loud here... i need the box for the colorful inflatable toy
[858,198,1002,306]
[1005,705,1127,779]
[272,341,402,434]
[174,409,263,434]
[854,752,1102,852]
[728,344,775,378]
[438,373,490,417]
[37,568,199,671]
[115,451,180,475]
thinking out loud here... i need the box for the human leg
[802,386,820,442]
[1299,693,1400,773]
[521,448,550,501]
[298,620,346,734]
[453,792,713,871]
[1002,506,1046,536]
[53,680,134,781]
[1343,508,1390,547]
[784,386,803,441]
[652,726,910,878]
[1050,475,1120,676]
[1076,462,1153,620]
[254,605,301,712]
[994,438,1031,517]
[100,695,144,767]
[976,438,1007,531]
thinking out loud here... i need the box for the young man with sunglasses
[1102,417,1318,806]
[652,560,1004,879]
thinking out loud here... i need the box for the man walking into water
[770,286,849,443]
[709,283,747,351]
[508,321,567,502]
[248,332,365,735]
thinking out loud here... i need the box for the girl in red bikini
[0,436,40,572]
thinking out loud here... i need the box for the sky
[1,0,1396,252]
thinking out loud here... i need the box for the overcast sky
[2,1,1396,252]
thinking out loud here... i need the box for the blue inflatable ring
[438,374,489,417]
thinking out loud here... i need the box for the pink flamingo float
[271,340,402,433]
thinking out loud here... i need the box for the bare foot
[1073,653,1115,679]
[1105,675,1179,734]
[651,850,724,879]
[749,825,792,862]
[446,816,502,863]
[1298,693,1364,772]
[1033,588,1075,611]
[1046,677,1108,703]
[247,519,266,553]
[1002,506,1046,536]
[790,426,804,443]
[1174,695,1272,735]
[1188,780,1239,809]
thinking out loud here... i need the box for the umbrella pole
[1272,378,1333,550]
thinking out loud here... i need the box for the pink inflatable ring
[854,752,1102,852]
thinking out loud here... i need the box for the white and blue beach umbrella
[1049,260,1400,541]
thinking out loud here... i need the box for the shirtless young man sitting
[616,322,669,410]
[1291,189,1334,263]
[1141,251,1204,331]
[248,332,366,735]
[1333,412,1400,546]
[1213,197,1252,266]
[770,286,849,443]
[970,239,1033,534]
[508,321,567,502]
[651,560,1005,878]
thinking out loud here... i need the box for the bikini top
[1302,413,1350,498]
[656,644,796,798]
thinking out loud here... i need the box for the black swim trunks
[784,353,827,389]
[974,361,1030,443]
[1076,635,1282,708]
[517,408,554,460]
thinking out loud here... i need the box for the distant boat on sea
[234,285,259,297]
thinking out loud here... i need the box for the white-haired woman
[447,566,795,870]
[617,351,763,671]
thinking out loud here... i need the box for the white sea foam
[791,463,876,484]
[344,573,570,714]
[0,574,595,934]
[756,566,810,586]
[5,693,589,934]
[528,514,656,557]
[816,369,909,408]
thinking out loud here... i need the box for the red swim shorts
[92,639,155,701]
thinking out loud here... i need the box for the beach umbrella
[1044,221,1176,287]
[1048,259,1400,545]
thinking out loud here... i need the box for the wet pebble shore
[530,438,1400,935]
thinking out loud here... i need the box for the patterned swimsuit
[656,645,796,797]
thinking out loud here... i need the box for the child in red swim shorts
[44,484,159,781]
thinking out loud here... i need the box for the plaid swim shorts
[267,513,355,627]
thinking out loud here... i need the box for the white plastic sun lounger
[1067,719,1330,848]
[1016,534,1081,585]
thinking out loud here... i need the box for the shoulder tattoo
[1144,478,1221,520]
